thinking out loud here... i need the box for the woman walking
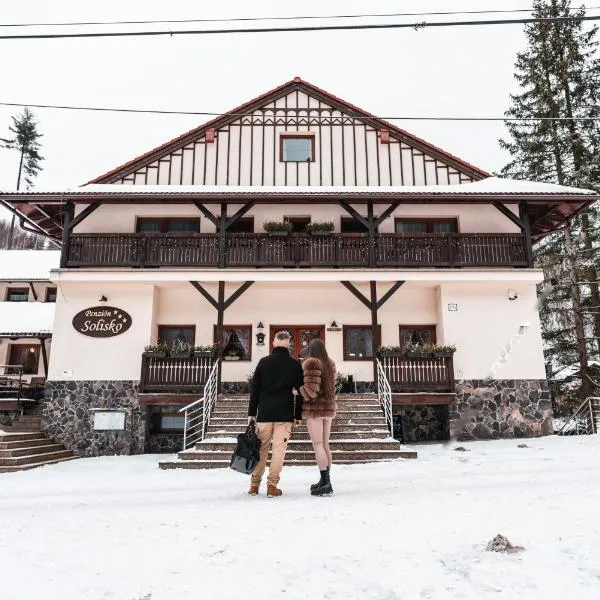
[300,339,337,496]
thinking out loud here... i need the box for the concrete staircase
[0,404,76,473]
[160,394,417,469]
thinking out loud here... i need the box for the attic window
[280,134,315,162]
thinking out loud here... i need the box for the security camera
[508,289,518,301]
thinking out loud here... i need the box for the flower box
[193,350,214,358]
[171,352,191,359]
[224,355,241,361]
[143,351,167,358]
[267,231,289,237]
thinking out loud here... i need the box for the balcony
[66,232,528,269]
[380,355,455,393]
[139,355,215,393]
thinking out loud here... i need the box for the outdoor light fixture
[507,289,518,301]
[257,322,264,329]
[330,321,338,328]
[99,295,108,303]
[256,331,266,346]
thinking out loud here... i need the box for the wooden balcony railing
[139,355,216,393]
[66,232,528,269]
[380,355,455,393]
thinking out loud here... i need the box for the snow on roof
[0,250,60,281]
[2,177,597,196]
[0,302,55,336]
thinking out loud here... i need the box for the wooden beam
[39,337,48,377]
[339,201,370,229]
[519,201,534,268]
[219,203,227,269]
[370,281,379,392]
[189,281,218,310]
[28,282,38,301]
[69,201,101,230]
[194,202,219,227]
[374,202,402,228]
[367,201,376,268]
[340,281,371,310]
[223,281,254,310]
[377,281,405,310]
[225,202,255,229]
[59,201,74,268]
[492,201,524,230]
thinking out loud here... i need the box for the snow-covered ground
[1,437,599,600]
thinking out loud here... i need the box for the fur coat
[300,357,337,419]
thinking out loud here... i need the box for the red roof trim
[89,77,490,184]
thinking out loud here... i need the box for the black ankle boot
[310,466,330,491]
[311,469,333,496]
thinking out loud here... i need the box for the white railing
[556,397,600,436]
[376,359,394,436]
[179,360,220,449]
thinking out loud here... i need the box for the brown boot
[267,484,283,498]
[249,482,260,496]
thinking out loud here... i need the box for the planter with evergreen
[305,221,335,236]
[170,339,192,358]
[263,221,294,236]
[143,341,169,358]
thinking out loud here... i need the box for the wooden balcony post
[370,281,379,391]
[218,203,227,269]
[519,202,534,268]
[139,355,150,393]
[367,202,376,268]
[59,201,74,268]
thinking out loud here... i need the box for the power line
[1,100,600,122]
[3,6,600,28]
[1,15,600,41]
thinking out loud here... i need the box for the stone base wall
[395,406,449,443]
[221,381,251,395]
[145,434,183,454]
[43,380,144,457]
[0,411,17,427]
[450,379,553,441]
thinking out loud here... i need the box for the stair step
[0,432,42,441]
[1,443,64,458]
[0,455,77,473]
[206,424,390,433]
[0,449,73,467]
[178,449,412,461]
[209,417,386,425]
[0,438,50,450]
[203,430,389,440]
[193,440,397,452]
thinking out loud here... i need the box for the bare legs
[306,417,333,470]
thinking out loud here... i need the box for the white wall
[73,202,520,235]
[48,283,156,381]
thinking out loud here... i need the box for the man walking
[248,330,304,497]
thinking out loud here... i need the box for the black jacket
[248,347,304,422]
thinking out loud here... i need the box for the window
[228,217,254,234]
[395,218,458,234]
[284,216,311,233]
[149,406,186,434]
[136,218,200,233]
[341,217,369,234]
[157,325,195,349]
[45,288,57,303]
[8,344,40,375]
[6,288,29,302]
[280,134,315,162]
[215,325,252,360]
[399,325,437,347]
[343,326,381,361]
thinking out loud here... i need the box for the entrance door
[269,326,325,359]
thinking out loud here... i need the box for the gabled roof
[89,77,490,184]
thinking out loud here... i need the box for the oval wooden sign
[72,306,132,338]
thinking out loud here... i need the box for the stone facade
[43,380,145,457]
[221,381,251,395]
[450,379,553,441]
[145,433,183,454]
[0,411,16,427]
[394,405,450,443]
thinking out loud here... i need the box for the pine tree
[1,107,44,248]
[500,0,600,408]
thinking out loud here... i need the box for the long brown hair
[307,338,336,399]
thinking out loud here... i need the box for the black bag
[230,422,262,475]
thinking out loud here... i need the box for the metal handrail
[556,396,600,436]
[376,359,394,436]
[179,360,220,449]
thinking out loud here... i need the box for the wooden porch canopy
[0,178,597,243]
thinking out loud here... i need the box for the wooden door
[269,326,325,359]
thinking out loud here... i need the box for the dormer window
[280,134,315,162]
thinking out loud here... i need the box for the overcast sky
[0,0,598,202]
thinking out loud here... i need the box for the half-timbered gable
[91,78,488,187]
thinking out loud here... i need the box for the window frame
[214,325,253,361]
[157,325,196,348]
[5,287,29,302]
[398,325,437,347]
[279,133,316,163]
[45,287,57,303]
[8,344,40,375]
[394,218,459,234]
[343,325,382,361]
[135,217,201,234]
[149,405,186,434]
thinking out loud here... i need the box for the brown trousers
[250,422,292,486]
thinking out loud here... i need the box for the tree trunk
[7,146,25,250]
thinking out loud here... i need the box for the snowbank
[0,301,55,336]
[0,437,599,600]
